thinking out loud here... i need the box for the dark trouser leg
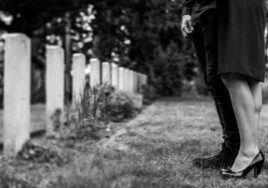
[192,12,240,169]
[208,79,240,169]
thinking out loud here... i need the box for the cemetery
[0,1,268,188]
[1,33,149,149]
[0,33,150,187]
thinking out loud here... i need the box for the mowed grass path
[88,97,268,188]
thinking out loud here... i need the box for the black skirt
[218,0,266,81]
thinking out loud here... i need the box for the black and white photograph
[0,0,268,187]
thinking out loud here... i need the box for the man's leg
[209,79,240,169]
[192,12,240,169]
[191,21,226,169]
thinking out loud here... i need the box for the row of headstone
[3,33,148,157]
[98,60,147,93]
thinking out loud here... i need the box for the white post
[119,67,125,91]
[72,53,86,106]
[4,34,31,156]
[129,70,134,93]
[46,46,64,136]
[137,73,144,93]
[90,58,100,87]
[139,73,148,87]
[124,68,130,92]
[111,63,119,89]
[143,74,148,86]
[102,62,111,84]
[133,71,138,93]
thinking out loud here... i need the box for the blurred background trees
[0,0,201,104]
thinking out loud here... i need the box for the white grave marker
[102,62,111,84]
[111,63,119,89]
[72,53,86,105]
[119,67,125,91]
[4,34,31,156]
[46,46,64,136]
[90,58,100,87]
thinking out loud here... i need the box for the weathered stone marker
[90,58,100,87]
[133,71,138,93]
[137,73,146,93]
[140,73,148,87]
[128,69,132,92]
[46,46,64,136]
[119,67,125,90]
[102,62,111,84]
[129,70,134,93]
[124,68,130,92]
[4,34,31,156]
[72,53,86,105]
[111,63,119,89]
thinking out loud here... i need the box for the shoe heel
[253,161,264,178]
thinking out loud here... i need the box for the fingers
[181,15,194,38]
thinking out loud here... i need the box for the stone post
[102,62,111,84]
[72,53,86,106]
[4,34,31,156]
[124,68,130,92]
[129,70,134,93]
[133,71,138,93]
[119,67,125,91]
[111,63,119,89]
[90,58,100,87]
[46,46,65,136]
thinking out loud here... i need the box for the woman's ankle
[239,146,259,158]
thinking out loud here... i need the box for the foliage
[17,141,65,166]
[90,0,197,95]
[105,90,143,122]
[0,0,88,35]
[71,83,143,139]
[80,83,142,122]
[0,0,198,98]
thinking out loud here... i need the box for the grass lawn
[1,97,268,187]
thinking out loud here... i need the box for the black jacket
[182,0,216,21]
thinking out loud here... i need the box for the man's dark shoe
[192,150,225,169]
[220,148,239,171]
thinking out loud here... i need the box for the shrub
[104,90,143,122]
[70,83,144,139]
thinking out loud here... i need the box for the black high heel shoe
[221,150,265,179]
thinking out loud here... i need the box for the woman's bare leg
[248,81,262,137]
[221,74,259,172]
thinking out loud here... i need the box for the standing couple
[181,0,266,178]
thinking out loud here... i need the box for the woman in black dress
[218,0,266,178]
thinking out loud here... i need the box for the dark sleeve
[182,0,195,15]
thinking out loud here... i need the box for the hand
[181,15,194,38]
